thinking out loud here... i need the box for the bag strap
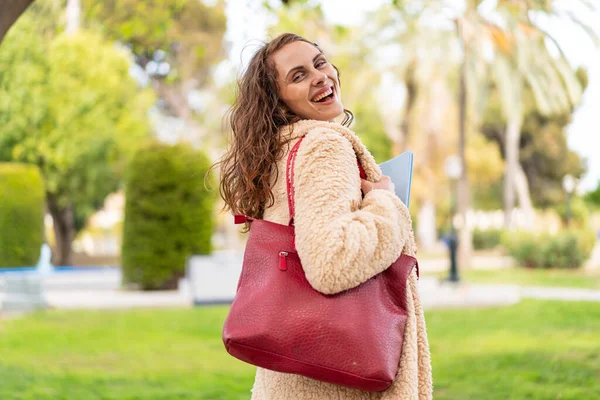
[286,137,305,226]
[357,160,367,180]
[286,136,367,226]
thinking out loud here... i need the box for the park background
[1,0,600,399]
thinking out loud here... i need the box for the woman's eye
[293,73,304,82]
[316,60,327,68]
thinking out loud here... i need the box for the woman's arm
[293,128,413,295]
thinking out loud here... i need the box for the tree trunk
[515,161,534,228]
[400,58,417,153]
[457,19,472,268]
[47,193,75,266]
[0,0,35,44]
[66,0,80,35]
[503,117,520,228]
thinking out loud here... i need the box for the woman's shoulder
[285,121,354,160]
[281,119,353,140]
[282,119,357,151]
[281,119,381,181]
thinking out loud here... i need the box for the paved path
[45,290,192,309]
[418,277,600,309]
[521,286,600,302]
[418,255,515,273]
[4,277,600,312]
[2,248,600,312]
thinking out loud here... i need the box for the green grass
[0,307,255,400]
[425,267,600,289]
[1,300,599,399]
[428,300,600,399]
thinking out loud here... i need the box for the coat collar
[280,119,382,182]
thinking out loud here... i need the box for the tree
[481,68,588,209]
[82,0,227,146]
[0,13,153,265]
[0,0,35,44]
[475,0,598,227]
[384,1,474,257]
[398,0,596,235]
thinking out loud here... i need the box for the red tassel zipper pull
[279,252,288,271]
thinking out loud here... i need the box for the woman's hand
[361,176,395,195]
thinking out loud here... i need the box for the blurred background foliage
[0,0,598,272]
[0,3,153,265]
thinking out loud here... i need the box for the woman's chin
[307,105,344,122]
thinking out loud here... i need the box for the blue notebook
[378,151,414,207]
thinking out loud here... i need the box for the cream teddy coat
[249,119,433,399]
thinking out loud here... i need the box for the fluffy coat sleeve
[293,128,413,295]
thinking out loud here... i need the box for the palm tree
[386,0,597,262]
[427,0,597,231]
[478,0,598,227]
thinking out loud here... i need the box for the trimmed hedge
[503,229,596,269]
[121,142,216,290]
[472,228,503,250]
[0,163,45,267]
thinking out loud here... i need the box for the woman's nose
[313,72,328,87]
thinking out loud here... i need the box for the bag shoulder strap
[286,136,367,226]
[285,136,305,226]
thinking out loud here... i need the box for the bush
[0,163,45,267]
[121,142,216,290]
[584,180,600,210]
[472,228,503,250]
[555,197,590,229]
[503,229,596,269]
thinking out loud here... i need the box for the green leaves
[83,0,226,85]
[584,181,600,209]
[122,142,216,290]
[0,12,153,233]
[0,163,45,267]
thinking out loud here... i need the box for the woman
[219,33,432,399]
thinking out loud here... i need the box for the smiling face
[271,41,344,122]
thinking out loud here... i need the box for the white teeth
[312,87,333,102]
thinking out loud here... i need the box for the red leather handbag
[222,136,418,392]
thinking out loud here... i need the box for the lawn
[1,300,599,399]
[424,266,600,289]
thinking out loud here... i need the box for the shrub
[472,228,503,250]
[555,197,590,229]
[121,142,216,290]
[503,229,596,269]
[0,163,45,267]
